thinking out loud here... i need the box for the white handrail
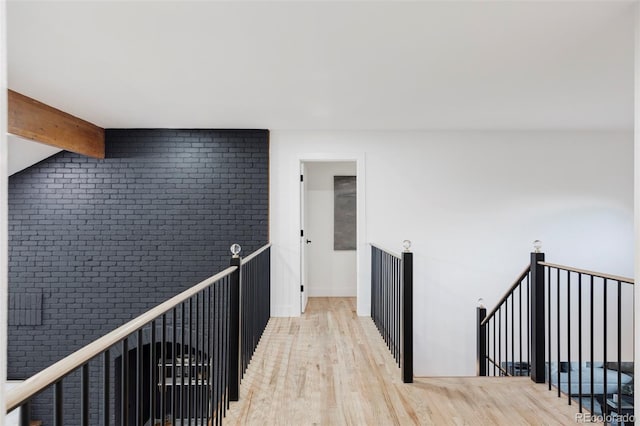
[6,266,238,412]
[241,243,272,265]
[369,243,402,259]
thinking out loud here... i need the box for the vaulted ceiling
[7,1,635,132]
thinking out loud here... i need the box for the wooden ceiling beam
[8,89,105,159]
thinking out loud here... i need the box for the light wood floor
[225,297,593,425]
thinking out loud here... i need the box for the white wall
[7,135,61,176]
[305,162,357,297]
[270,130,634,376]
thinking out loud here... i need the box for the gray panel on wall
[9,291,42,326]
[334,176,356,250]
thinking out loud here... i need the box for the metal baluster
[547,266,551,391]
[188,297,193,423]
[122,339,129,426]
[54,380,63,426]
[617,280,622,415]
[567,270,571,404]
[81,364,89,426]
[181,303,186,422]
[161,315,166,426]
[556,267,560,398]
[485,320,489,375]
[195,292,200,422]
[519,283,522,374]
[172,308,177,426]
[223,277,229,415]
[511,292,514,375]
[207,285,214,425]
[603,278,607,406]
[104,350,110,426]
[204,286,211,425]
[578,274,582,413]
[150,321,156,426]
[498,307,501,375]
[217,281,223,426]
[137,329,143,425]
[590,275,594,414]
[493,316,496,376]
[527,274,530,376]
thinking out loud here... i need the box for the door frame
[297,153,368,316]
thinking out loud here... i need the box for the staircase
[477,243,634,423]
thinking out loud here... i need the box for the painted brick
[8,129,268,422]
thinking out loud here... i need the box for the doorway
[300,161,358,313]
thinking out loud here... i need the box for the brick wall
[7,129,269,421]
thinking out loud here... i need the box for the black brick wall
[7,129,268,421]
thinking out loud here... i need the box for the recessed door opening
[300,161,358,314]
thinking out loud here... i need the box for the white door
[300,162,309,313]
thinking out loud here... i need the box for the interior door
[300,162,309,313]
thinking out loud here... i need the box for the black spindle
[547,267,551,390]
[578,274,582,413]
[171,309,177,426]
[556,267,560,398]
[103,350,110,426]
[617,280,622,415]
[122,339,128,426]
[603,278,607,406]
[590,275,594,414]
[82,364,89,426]
[150,322,156,426]
[137,329,143,425]
[161,315,166,425]
[567,270,571,404]
[54,380,63,426]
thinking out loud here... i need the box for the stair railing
[7,242,271,426]
[478,242,634,420]
[476,265,531,377]
[370,241,413,383]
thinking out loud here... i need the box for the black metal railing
[239,244,271,379]
[370,242,413,383]
[539,261,634,420]
[477,265,531,377]
[7,243,271,426]
[478,247,634,421]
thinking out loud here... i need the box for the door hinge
[300,174,304,182]
[301,229,304,237]
[301,285,304,292]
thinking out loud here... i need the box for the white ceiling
[6,1,636,131]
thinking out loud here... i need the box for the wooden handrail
[6,266,237,413]
[538,262,634,285]
[241,243,272,265]
[370,243,402,259]
[481,265,531,326]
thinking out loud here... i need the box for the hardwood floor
[225,297,593,425]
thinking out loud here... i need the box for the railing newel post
[401,241,413,384]
[530,242,545,384]
[477,303,487,376]
[228,243,242,402]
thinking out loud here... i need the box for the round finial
[533,240,542,253]
[402,240,412,252]
[477,298,485,308]
[230,243,242,257]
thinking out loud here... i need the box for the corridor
[225,298,585,425]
